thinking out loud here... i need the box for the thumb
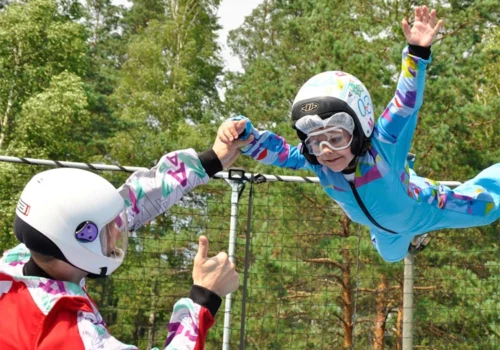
[434,19,443,34]
[196,235,209,260]
[401,18,411,39]
[235,119,247,135]
[232,134,254,148]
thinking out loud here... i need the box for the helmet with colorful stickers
[291,71,374,163]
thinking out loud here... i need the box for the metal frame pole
[222,179,244,350]
[402,253,414,350]
[0,155,462,187]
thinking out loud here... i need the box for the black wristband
[408,44,431,60]
[189,285,222,317]
[198,149,223,178]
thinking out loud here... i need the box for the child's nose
[321,144,334,155]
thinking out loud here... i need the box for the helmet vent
[75,221,98,242]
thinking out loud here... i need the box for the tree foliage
[0,0,499,348]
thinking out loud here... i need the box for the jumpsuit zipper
[347,181,397,234]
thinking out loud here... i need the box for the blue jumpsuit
[235,47,500,262]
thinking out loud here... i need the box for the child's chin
[321,161,346,172]
[328,164,346,172]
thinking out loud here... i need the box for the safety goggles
[100,210,128,260]
[304,127,353,156]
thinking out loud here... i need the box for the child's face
[304,126,356,172]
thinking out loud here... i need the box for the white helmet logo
[17,199,31,216]
[301,102,318,113]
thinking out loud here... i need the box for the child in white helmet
[217,7,500,262]
[0,126,253,350]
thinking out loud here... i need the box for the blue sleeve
[230,115,311,171]
[373,46,431,168]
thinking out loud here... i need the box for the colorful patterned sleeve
[118,149,210,231]
[76,312,139,349]
[230,116,311,171]
[163,298,214,350]
[373,46,431,168]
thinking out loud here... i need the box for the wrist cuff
[198,149,223,177]
[408,44,431,60]
[189,285,222,317]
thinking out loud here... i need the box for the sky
[113,0,264,72]
[216,0,264,72]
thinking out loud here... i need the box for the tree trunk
[0,86,15,149]
[146,280,158,350]
[396,287,403,350]
[372,275,389,349]
[0,43,20,150]
[342,247,353,347]
[341,215,353,348]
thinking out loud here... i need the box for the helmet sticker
[17,199,31,216]
[304,74,336,87]
[75,221,99,243]
[357,95,372,117]
[348,82,364,97]
[301,102,319,113]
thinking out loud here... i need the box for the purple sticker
[75,221,98,242]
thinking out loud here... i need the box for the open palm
[402,6,443,47]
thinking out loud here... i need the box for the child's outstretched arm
[375,6,443,168]
[119,133,253,231]
[217,116,311,171]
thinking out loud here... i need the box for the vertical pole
[222,180,242,350]
[402,253,414,350]
[239,180,254,350]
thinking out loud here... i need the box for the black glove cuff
[408,44,431,60]
[198,149,223,177]
[189,285,222,317]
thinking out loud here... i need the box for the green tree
[10,72,91,159]
[109,0,223,166]
[0,0,88,150]
[81,0,126,155]
[121,0,166,36]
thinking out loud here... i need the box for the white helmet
[14,168,128,277]
[291,71,374,160]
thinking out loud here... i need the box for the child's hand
[217,119,247,144]
[213,120,253,168]
[193,235,239,297]
[402,5,443,47]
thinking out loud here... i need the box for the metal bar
[402,253,415,350]
[222,180,243,350]
[238,181,254,350]
[0,155,463,186]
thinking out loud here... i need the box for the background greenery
[0,0,499,348]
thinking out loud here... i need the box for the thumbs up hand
[192,236,239,297]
